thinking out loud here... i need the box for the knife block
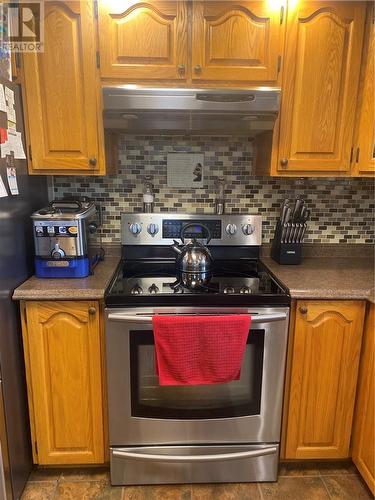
[271,221,303,265]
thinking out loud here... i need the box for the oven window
[130,330,264,419]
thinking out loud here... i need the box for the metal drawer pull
[108,312,287,324]
[113,446,278,463]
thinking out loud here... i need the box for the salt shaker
[143,176,154,213]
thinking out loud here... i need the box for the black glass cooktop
[105,260,290,307]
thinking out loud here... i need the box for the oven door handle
[107,312,287,324]
[112,446,278,463]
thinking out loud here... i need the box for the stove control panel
[122,214,262,246]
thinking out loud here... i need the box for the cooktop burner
[105,259,290,307]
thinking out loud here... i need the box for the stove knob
[129,223,142,236]
[225,223,237,236]
[51,243,65,260]
[148,283,159,294]
[147,223,159,236]
[131,284,143,295]
[240,286,251,294]
[242,224,255,236]
[223,286,235,294]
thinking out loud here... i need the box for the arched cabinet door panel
[352,4,375,176]
[285,300,365,459]
[277,2,366,174]
[192,1,284,83]
[22,1,105,173]
[352,304,375,495]
[23,301,104,465]
[98,1,188,81]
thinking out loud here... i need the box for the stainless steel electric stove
[105,214,290,486]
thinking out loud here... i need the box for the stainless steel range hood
[103,87,280,136]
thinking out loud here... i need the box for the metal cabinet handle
[89,157,97,166]
[177,64,185,74]
[113,446,278,463]
[299,306,308,314]
[107,312,287,324]
[280,158,288,167]
[194,64,202,74]
[88,307,96,315]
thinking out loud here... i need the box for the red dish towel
[153,315,251,386]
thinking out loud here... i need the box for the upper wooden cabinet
[22,301,105,465]
[285,300,365,459]
[352,303,375,495]
[191,1,284,83]
[275,2,366,175]
[22,1,107,175]
[97,0,284,84]
[98,1,188,81]
[352,4,375,176]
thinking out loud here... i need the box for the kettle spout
[171,240,182,255]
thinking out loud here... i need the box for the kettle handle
[181,223,212,245]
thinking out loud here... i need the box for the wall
[53,135,375,245]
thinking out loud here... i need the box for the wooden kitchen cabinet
[352,303,375,495]
[97,0,283,85]
[352,4,375,176]
[98,1,188,81]
[191,1,284,84]
[22,301,105,465]
[274,1,366,176]
[285,300,365,459]
[22,1,108,175]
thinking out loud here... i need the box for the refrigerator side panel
[0,81,48,498]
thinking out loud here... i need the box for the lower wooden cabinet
[22,301,105,465]
[284,300,365,459]
[352,303,375,495]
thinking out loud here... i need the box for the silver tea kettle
[171,223,213,274]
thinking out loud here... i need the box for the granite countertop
[262,257,375,303]
[13,256,120,301]
[12,249,375,304]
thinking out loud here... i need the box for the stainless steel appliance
[31,198,102,278]
[103,87,280,137]
[0,82,48,498]
[105,213,290,486]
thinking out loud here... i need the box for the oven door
[105,307,289,446]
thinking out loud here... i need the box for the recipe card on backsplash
[167,153,205,188]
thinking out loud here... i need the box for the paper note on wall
[6,164,19,195]
[5,86,16,123]
[0,85,6,113]
[7,130,26,159]
[1,137,10,158]
[0,174,8,197]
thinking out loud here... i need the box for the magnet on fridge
[0,128,7,144]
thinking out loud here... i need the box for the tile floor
[21,461,373,500]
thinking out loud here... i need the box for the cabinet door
[277,2,366,174]
[98,1,188,81]
[285,300,365,459]
[22,1,104,173]
[25,301,104,465]
[352,5,375,176]
[192,1,284,83]
[352,304,375,495]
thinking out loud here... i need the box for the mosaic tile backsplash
[53,135,374,245]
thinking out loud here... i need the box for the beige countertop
[12,252,375,304]
[12,256,120,301]
[262,257,375,303]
